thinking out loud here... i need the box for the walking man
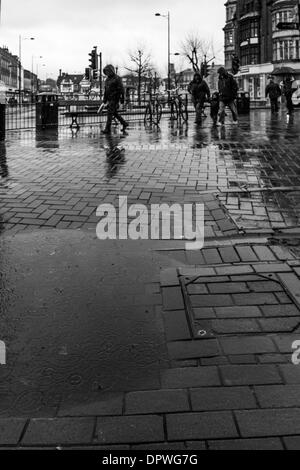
[265,77,281,113]
[283,76,296,116]
[217,67,238,125]
[102,64,129,134]
[188,72,210,123]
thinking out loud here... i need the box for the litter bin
[237,91,250,114]
[36,92,59,130]
[0,81,6,141]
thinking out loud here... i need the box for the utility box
[36,92,59,130]
[237,91,250,114]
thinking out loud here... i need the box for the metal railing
[5,94,195,131]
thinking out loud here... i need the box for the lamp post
[19,35,35,102]
[32,55,42,97]
[155,11,170,99]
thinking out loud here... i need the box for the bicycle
[168,88,188,122]
[144,93,163,126]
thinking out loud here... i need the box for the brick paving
[1,112,300,449]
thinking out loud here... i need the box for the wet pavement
[1,109,300,448]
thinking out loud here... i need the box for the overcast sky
[0,0,225,79]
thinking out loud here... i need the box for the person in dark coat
[265,78,281,113]
[102,64,128,134]
[217,67,238,125]
[283,77,296,116]
[188,72,210,123]
[210,91,220,126]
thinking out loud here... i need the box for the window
[273,38,300,61]
[272,9,296,31]
[241,45,260,65]
[240,18,259,42]
[225,30,234,45]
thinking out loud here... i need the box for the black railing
[5,94,195,131]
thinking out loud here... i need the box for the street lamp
[155,11,170,99]
[32,55,42,96]
[19,35,35,102]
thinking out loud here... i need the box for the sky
[0,0,225,80]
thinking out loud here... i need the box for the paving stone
[167,339,220,360]
[261,304,300,317]
[185,441,207,450]
[162,287,184,310]
[258,354,287,364]
[235,409,300,437]
[160,367,221,389]
[125,390,189,414]
[163,310,191,341]
[58,393,123,417]
[252,245,277,262]
[229,354,257,364]
[270,246,294,261]
[247,281,283,292]
[160,268,180,287]
[236,246,258,262]
[191,294,233,308]
[273,335,300,353]
[208,437,283,450]
[193,307,216,319]
[280,365,300,383]
[218,246,240,263]
[283,436,300,450]
[220,365,282,386]
[96,415,164,444]
[215,265,254,276]
[166,412,238,440]
[131,442,186,450]
[232,292,278,305]
[212,319,260,334]
[187,284,208,294]
[215,306,262,318]
[254,385,300,408]
[220,336,276,355]
[258,318,299,333]
[202,249,223,265]
[253,264,292,273]
[190,386,257,411]
[0,419,26,445]
[22,418,94,445]
[208,282,249,294]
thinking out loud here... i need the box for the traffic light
[85,68,91,80]
[92,70,98,80]
[201,61,210,78]
[89,47,98,70]
[231,54,240,75]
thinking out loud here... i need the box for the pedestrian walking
[265,78,281,114]
[283,76,296,116]
[210,91,220,126]
[102,64,129,134]
[217,67,238,125]
[188,72,210,124]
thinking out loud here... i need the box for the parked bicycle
[144,93,163,126]
[168,88,188,122]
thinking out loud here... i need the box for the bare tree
[125,46,153,104]
[181,34,214,72]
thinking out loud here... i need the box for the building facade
[0,46,20,98]
[224,0,300,102]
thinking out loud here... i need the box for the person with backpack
[217,67,238,125]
